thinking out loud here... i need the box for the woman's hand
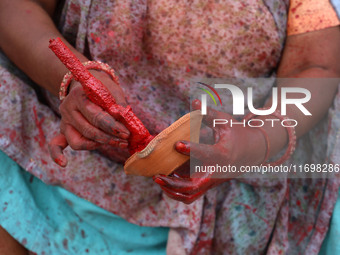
[153,100,267,204]
[49,71,131,166]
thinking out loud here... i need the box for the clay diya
[124,110,203,177]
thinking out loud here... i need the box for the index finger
[78,98,130,139]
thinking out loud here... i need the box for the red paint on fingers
[49,38,153,154]
[175,141,190,155]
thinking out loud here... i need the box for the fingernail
[112,128,130,139]
[119,142,128,149]
[120,132,130,139]
[154,178,166,186]
[54,155,66,167]
[176,141,188,149]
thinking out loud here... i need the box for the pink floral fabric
[0,0,339,254]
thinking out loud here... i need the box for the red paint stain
[291,2,303,13]
[90,33,101,43]
[54,157,64,166]
[191,239,212,254]
[235,202,270,227]
[257,52,267,61]
[149,206,157,216]
[297,225,313,245]
[296,200,301,206]
[108,31,115,37]
[9,130,16,141]
[176,141,190,154]
[62,238,68,250]
[22,238,27,245]
[33,106,46,148]
[123,182,132,192]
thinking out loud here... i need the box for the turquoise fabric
[319,187,340,255]
[0,150,168,255]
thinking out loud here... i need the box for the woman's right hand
[49,70,131,166]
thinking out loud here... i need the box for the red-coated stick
[49,38,153,154]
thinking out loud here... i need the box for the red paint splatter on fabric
[33,106,46,148]
[191,240,212,254]
[235,202,270,227]
[9,130,16,141]
[108,31,115,37]
[291,2,303,13]
[90,33,101,43]
[297,225,313,245]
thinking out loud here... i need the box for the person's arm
[154,26,340,204]
[0,0,82,95]
[259,26,340,158]
[0,0,130,155]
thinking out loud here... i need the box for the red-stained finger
[69,110,127,145]
[174,141,190,155]
[77,96,130,139]
[62,124,102,150]
[48,134,68,167]
[175,140,218,163]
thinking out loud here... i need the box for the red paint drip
[33,106,46,148]
[235,202,270,227]
[49,38,153,154]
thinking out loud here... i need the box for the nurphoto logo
[198,82,312,128]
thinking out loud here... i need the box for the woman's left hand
[153,100,267,204]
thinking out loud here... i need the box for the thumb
[175,140,216,163]
[192,99,229,128]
